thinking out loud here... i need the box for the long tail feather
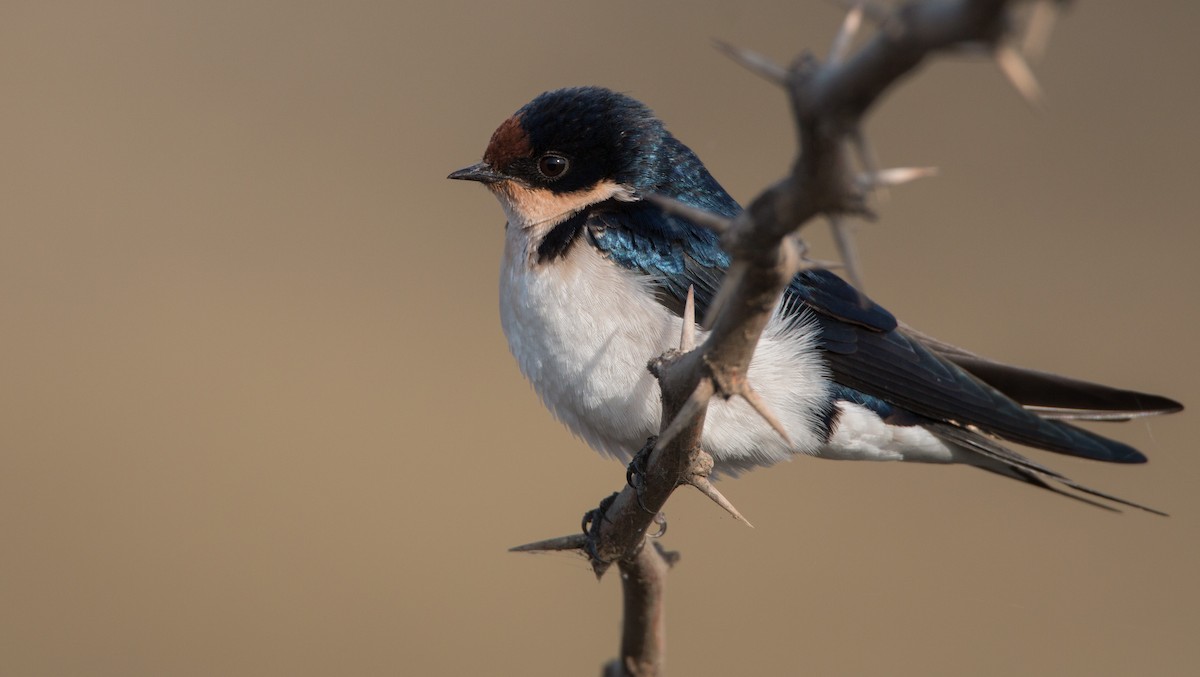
[903,323,1183,421]
[927,422,1166,516]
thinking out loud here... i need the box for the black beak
[447,162,505,184]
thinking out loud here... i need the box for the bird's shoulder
[581,194,898,332]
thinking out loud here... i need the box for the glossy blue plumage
[582,128,1148,464]
[451,86,1181,512]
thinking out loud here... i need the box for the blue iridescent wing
[587,200,898,331]
[586,199,1153,463]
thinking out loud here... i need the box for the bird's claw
[649,512,668,539]
[625,436,658,514]
[580,491,620,562]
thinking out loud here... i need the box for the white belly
[498,227,836,475]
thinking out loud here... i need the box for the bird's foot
[625,436,658,514]
[580,491,620,562]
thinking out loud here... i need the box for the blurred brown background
[1,2,1196,675]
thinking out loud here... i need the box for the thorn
[788,235,840,272]
[787,235,843,272]
[680,286,696,352]
[712,39,787,86]
[510,533,588,553]
[1022,0,1059,63]
[858,166,939,190]
[848,127,885,200]
[646,193,732,235]
[828,1,864,65]
[828,216,869,307]
[652,541,681,567]
[654,379,715,453]
[829,0,890,26]
[801,256,846,272]
[737,384,792,446]
[994,43,1043,108]
[689,476,753,527]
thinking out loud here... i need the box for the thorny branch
[510,1,1065,675]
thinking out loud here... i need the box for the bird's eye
[537,154,569,179]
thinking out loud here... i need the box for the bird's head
[448,86,677,230]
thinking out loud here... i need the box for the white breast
[498,223,836,475]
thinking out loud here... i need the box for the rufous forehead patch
[483,115,532,171]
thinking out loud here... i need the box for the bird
[448,85,1181,513]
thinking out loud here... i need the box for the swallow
[449,86,1181,513]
